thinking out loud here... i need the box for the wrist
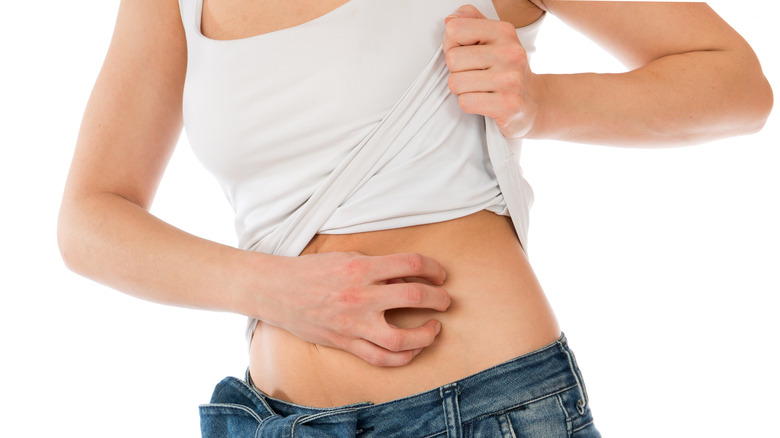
[524,73,563,140]
[222,249,283,320]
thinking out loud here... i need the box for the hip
[204,335,601,437]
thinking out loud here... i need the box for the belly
[249,210,560,407]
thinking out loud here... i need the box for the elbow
[708,70,774,142]
[732,54,774,137]
[743,75,774,135]
[57,210,80,275]
[707,47,774,140]
[57,204,90,276]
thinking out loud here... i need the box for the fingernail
[435,322,442,335]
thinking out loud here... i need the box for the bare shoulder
[95,0,186,116]
[109,0,186,61]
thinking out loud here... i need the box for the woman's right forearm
[58,190,454,366]
[57,191,272,317]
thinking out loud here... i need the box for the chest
[200,0,542,40]
[181,0,466,183]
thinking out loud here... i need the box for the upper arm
[542,1,757,70]
[64,0,187,210]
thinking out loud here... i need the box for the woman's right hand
[255,251,451,367]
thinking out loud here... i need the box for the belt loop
[440,383,463,438]
[557,337,588,414]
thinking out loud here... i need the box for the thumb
[445,4,487,23]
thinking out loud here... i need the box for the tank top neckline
[193,0,369,43]
[191,0,521,44]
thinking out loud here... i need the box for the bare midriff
[249,210,560,407]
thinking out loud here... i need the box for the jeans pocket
[469,394,570,438]
[482,387,599,438]
[200,403,262,438]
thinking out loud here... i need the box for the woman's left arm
[444,1,773,146]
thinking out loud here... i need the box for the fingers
[443,14,516,52]
[291,251,451,367]
[445,45,492,72]
[457,91,503,117]
[442,9,529,100]
[347,319,442,366]
[446,43,528,73]
[445,4,487,23]
[375,282,451,312]
[441,7,534,138]
[347,339,422,367]
[368,252,447,285]
[448,69,501,95]
[375,319,443,352]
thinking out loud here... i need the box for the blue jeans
[200,334,601,437]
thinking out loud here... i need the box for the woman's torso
[251,211,560,407]
[198,0,560,407]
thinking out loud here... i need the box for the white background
[1,1,777,437]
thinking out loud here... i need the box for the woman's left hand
[443,5,545,139]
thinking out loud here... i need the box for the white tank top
[178,0,543,256]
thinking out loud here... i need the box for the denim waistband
[201,334,588,437]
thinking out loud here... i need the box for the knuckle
[444,21,459,39]
[334,287,363,307]
[403,253,425,274]
[342,256,370,280]
[449,18,465,33]
[342,257,363,274]
[500,70,523,91]
[506,44,527,66]
[398,351,415,366]
[447,74,461,94]
[500,49,527,74]
[444,50,457,68]
[459,94,477,114]
[497,21,517,38]
[403,284,425,305]
[364,350,388,367]
[382,333,406,352]
[446,18,469,38]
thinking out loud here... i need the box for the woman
[57,0,772,436]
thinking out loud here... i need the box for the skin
[445,1,772,145]
[59,0,772,405]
